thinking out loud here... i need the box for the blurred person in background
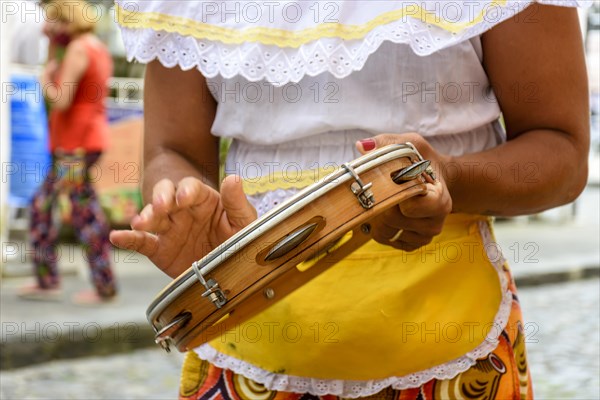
[17,0,117,305]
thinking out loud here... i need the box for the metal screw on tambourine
[425,166,436,181]
[342,163,375,209]
[391,160,431,183]
[192,261,228,309]
[264,288,275,299]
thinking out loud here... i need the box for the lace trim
[193,208,512,397]
[117,1,587,85]
[246,188,300,219]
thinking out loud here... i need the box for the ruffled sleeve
[115,0,589,84]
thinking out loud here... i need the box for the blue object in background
[106,102,143,124]
[8,74,51,208]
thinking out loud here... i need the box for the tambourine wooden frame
[147,144,430,352]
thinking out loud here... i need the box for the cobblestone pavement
[1,279,598,400]
[0,350,184,400]
[519,278,600,400]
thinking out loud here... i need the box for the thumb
[220,175,257,229]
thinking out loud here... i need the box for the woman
[111,1,589,398]
[18,0,117,304]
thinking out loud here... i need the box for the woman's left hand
[356,133,452,252]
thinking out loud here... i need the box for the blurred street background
[1,1,599,399]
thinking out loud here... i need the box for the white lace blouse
[208,38,504,152]
[209,36,506,197]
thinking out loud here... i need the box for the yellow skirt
[201,215,509,379]
[180,214,533,398]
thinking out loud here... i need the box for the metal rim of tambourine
[148,142,432,351]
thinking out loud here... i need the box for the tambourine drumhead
[147,144,431,352]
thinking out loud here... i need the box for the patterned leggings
[29,152,116,297]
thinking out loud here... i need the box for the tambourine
[147,143,434,352]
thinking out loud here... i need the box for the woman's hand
[356,133,452,252]
[109,175,257,278]
[40,59,59,86]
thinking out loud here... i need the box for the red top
[49,38,113,152]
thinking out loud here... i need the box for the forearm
[40,41,88,111]
[141,61,220,204]
[47,42,60,62]
[41,82,74,110]
[445,128,588,216]
[142,143,220,203]
[462,5,590,217]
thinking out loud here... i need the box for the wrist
[436,153,453,187]
[437,153,459,212]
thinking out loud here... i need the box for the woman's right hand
[109,175,257,278]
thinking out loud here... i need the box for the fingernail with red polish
[359,139,376,151]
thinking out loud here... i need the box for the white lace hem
[193,219,512,397]
[117,0,587,85]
